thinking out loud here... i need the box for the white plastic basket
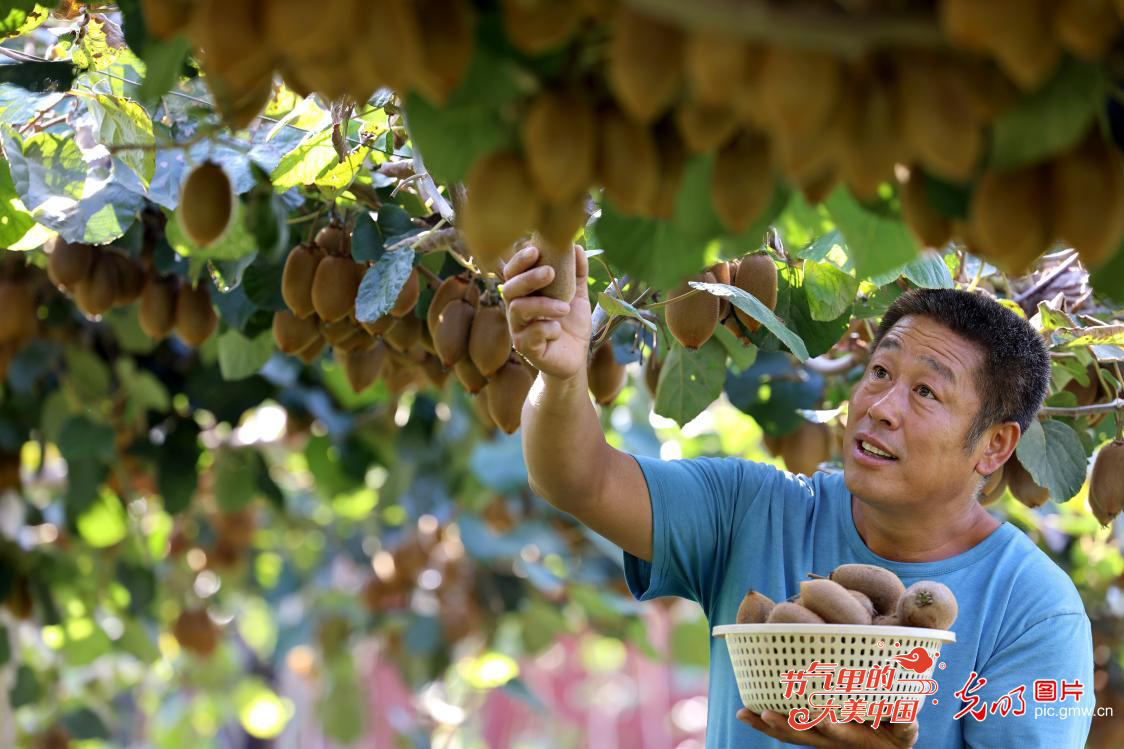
[712,623,956,721]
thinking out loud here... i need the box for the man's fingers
[513,321,561,356]
[501,265,556,302]
[501,246,540,283]
[507,297,570,331]
[738,711,832,748]
[574,245,589,283]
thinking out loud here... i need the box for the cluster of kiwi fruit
[46,237,219,347]
[736,563,959,631]
[140,0,480,129]
[664,252,778,351]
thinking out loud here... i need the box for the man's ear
[976,422,1021,476]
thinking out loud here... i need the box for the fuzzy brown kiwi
[174,284,218,347]
[1089,440,1124,526]
[712,132,774,234]
[534,235,577,304]
[427,275,471,340]
[710,260,732,320]
[311,256,362,323]
[485,356,535,434]
[588,342,627,405]
[348,0,424,95]
[765,602,824,624]
[454,357,488,394]
[968,165,1051,276]
[390,268,420,318]
[73,251,119,317]
[173,608,219,657]
[108,252,145,306]
[537,195,588,250]
[314,224,349,258]
[897,56,983,182]
[900,170,953,249]
[421,353,452,389]
[500,0,582,54]
[0,282,35,343]
[361,314,395,337]
[462,150,541,262]
[607,8,684,123]
[735,590,775,624]
[780,421,831,476]
[273,310,320,354]
[473,391,498,431]
[320,318,357,347]
[138,276,179,340]
[414,0,476,104]
[829,563,905,617]
[335,326,377,353]
[988,3,1062,90]
[179,161,233,247]
[732,253,777,333]
[434,299,475,368]
[896,581,958,630]
[598,108,659,216]
[140,0,190,38]
[684,29,751,106]
[979,465,1006,506]
[849,590,877,620]
[648,130,687,220]
[521,89,596,203]
[838,75,904,202]
[468,304,513,377]
[665,272,719,350]
[1050,134,1124,269]
[295,333,326,364]
[644,351,662,397]
[872,613,901,626]
[757,48,842,138]
[1005,454,1050,508]
[385,314,423,354]
[799,579,873,624]
[282,243,322,319]
[46,237,93,288]
[674,99,738,154]
[339,343,387,393]
[1057,0,1121,59]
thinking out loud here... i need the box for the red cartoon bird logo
[889,646,934,674]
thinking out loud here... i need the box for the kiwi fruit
[361,314,396,337]
[273,309,320,354]
[335,326,377,353]
[644,352,662,398]
[968,165,1051,276]
[665,272,719,350]
[454,357,488,394]
[178,161,233,247]
[900,170,953,249]
[320,318,357,347]
[472,391,497,430]
[757,47,842,138]
[108,252,145,305]
[829,563,905,617]
[675,100,738,154]
[779,421,831,476]
[940,0,1060,89]
[684,29,750,106]
[282,243,322,319]
[1005,455,1050,508]
[500,0,582,54]
[1057,0,1121,59]
[390,268,420,318]
[872,614,901,627]
[339,343,387,393]
[315,224,349,257]
[349,0,424,95]
[73,251,119,317]
[174,284,218,347]
[979,465,1006,506]
[607,8,684,123]
[1089,440,1124,527]
[838,76,904,202]
[485,356,536,434]
[766,602,824,624]
[140,0,190,38]
[46,237,93,288]
[735,590,775,624]
[521,89,596,203]
[849,590,877,620]
[469,304,513,377]
[296,333,326,364]
[1050,134,1124,269]
[138,276,179,340]
[896,581,958,630]
[648,131,687,219]
[598,108,659,216]
[897,56,983,182]
[173,608,219,657]
[534,235,577,303]
[421,353,452,389]
[799,579,873,625]
[427,275,472,340]
[385,314,423,354]
[414,0,476,104]
[434,299,475,368]
[711,132,774,234]
[311,255,362,324]
[732,252,777,333]
[588,343,627,405]
[0,282,35,343]
[710,261,732,320]
[462,150,541,262]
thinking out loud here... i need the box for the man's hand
[737,708,919,748]
[502,244,592,381]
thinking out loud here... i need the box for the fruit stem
[806,572,827,580]
[592,254,623,299]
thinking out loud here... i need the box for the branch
[1039,398,1124,416]
[803,353,858,377]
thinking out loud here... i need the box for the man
[501,243,1095,748]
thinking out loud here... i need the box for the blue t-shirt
[622,455,1095,749]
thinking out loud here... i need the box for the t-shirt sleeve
[622,453,789,612]
[959,612,1094,749]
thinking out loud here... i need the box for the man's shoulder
[991,524,1085,619]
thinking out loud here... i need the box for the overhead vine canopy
[0,0,1122,746]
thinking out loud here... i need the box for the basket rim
[712,623,956,642]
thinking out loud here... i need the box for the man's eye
[872,365,888,378]
[918,385,935,399]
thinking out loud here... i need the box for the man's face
[843,314,986,506]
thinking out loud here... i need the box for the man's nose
[867,383,905,428]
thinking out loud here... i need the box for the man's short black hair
[869,288,1051,452]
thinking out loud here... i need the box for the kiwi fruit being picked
[766,602,824,624]
[588,342,627,405]
[174,284,218,347]
[178,161,233,247]
[537,195,588,250]
[829,563,905,617]
[779,420,831,477]
[282,243,322,319]
[711,132,773,234]
[469,304,513,378]
[732,252,777,333]
[607,8,684,123]
[1089,439,1124,527]
[799,579,873,625]
[665,272,719,350]
[311,256,363,324]
[433,299,476,368]
[735,590,776,624]
[521,89,596,203]
[533,235,576,304]
[138,275,180,340]
[896,581,958,630]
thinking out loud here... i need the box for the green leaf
[990,58,1105,170]
[316,146,369,190]
[57,416,116,463]
[60,707,110,741]
[71,17,126,71]
[596,206,708,290]
[900,250,954,289]
[158,419,199,514]
[213,446,257,512]
[597,292,656,331]
[692,279,811,361]
[0,624,9,665]
[138,34,190,103]
[116,561,156,616]
[271,129,338,189]
[218,329,274,381]
[355,249,415,323]
[826,186,918,281]
[76,491,129,548]
[1089,241,1124,304]
[803,260,859,322]
[654,339,728,426]
[1014,419,1088,503]
[712,322,757,373]
[1061,325,1124,347]
[351,211,383,262]
[0,158,36,247]
[10,665,41,708]
[79,92,155,186]
[0,61,76,92]
[0,3,48,41]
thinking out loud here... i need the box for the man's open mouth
[857,439,898,460]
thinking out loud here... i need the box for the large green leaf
[79,92,156,186]
[0,2,47,40]
[1014,419,1088,503]
[803,259,859,321]
[0,157,36,247]
[138,34,190,103]
[355,249,415,323]
[654,338,728,426]
[826,186,918,281]
[217,329,274,381]
[693,273,813,361]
